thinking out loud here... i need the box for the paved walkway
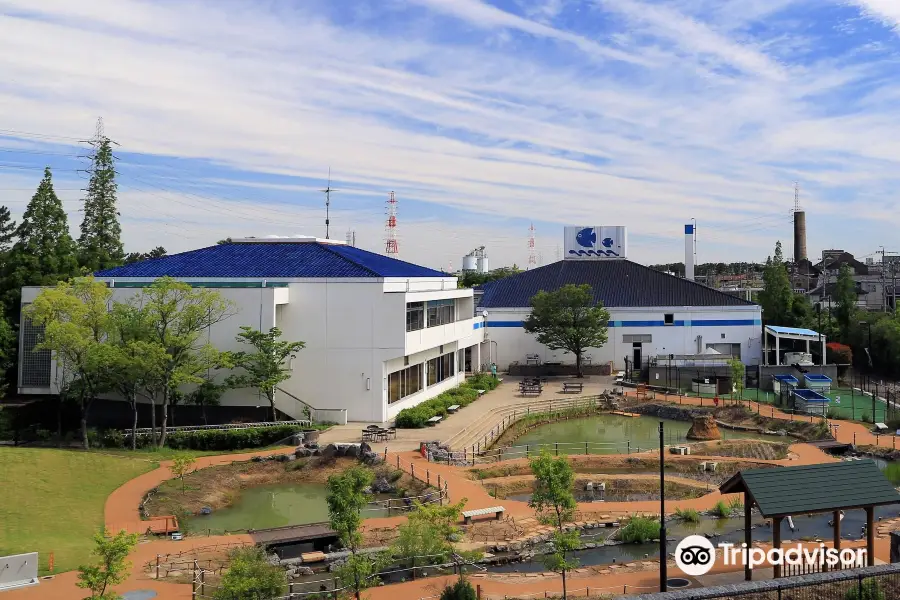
[9,384,899,600]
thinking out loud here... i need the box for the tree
[327,466,375,600]
[523,284,609,377]
[171,454,196,493]
[758,241,793,326]
[529,449,579,599]
[227,326,305,422]
[217,237,232,245]
[3,167,79,312]
[24,277,113,449]
[186,379,226,425]
[124,247,167,265]
[729,358,745,401]
[78,133,124,272]
[441,579,477,600]
[392,500,467,574]
[834,264,858,342]
[214,547,286,600]
[76,528,139,600]
[0,205,16,254]
[139,278,233,447]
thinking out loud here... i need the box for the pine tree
[0,206,16,254]
[3,167,79,313]
[78,126,124,272]
[759,241,794,326]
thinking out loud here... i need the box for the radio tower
[385,191,399,256]
[528,223,536,269]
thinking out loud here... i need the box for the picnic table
[562,382,583,393]
[519,384,542,397]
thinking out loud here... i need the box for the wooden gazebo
[719,460,900,580]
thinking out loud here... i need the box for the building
[478,226,763,370]
[18,238,486,423]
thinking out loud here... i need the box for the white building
[18,238,486,423]
[478,227,763,370]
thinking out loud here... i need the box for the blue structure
[772,374,799,394]
[792,388,830,416]
[803,373,833,393]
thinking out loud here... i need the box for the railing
[130,419,310,435]
[277,386,348,425]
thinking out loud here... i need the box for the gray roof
[719,460,900,517]
[479,260,756,308]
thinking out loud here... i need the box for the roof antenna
[320,168,336,239]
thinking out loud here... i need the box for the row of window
[406,299,456,332]
[388,351,457,403]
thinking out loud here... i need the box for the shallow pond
[187,484,391,533]
[503,415,785,460]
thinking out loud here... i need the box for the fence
[130,419,310,436]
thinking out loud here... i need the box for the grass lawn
[0,447,156,575]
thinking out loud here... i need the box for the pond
[503,414,784,459]
[873,458,900,485]
[187,483,391,533]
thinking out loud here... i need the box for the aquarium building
[18,238,485,423]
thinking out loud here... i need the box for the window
[426,299,455,327]
[21,314,50,387]
[664,314,674,326]
[427,352,455,386]
[406,302,425,332]
[388,363,423,403]
[623,334,652,343]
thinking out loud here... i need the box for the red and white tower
[528,223,536,269]
[385,191,399,256]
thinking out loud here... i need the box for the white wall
[482,305,762,370]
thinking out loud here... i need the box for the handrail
[276,386,348,424]
[130,419,310,435]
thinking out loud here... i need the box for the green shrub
[440,579,477,600]
[619,515,660,543]
[100,429,126,448]
[862,412,871,423]
[464,373,499,391]
[845,580,885,600]
[674,508,700,523]
[395,383,487,428]
[102,425,302,451]
[712,500,734,518]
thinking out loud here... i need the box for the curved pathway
[8,389,897,600]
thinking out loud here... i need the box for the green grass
[618,515,661,543]
[0,447,156,575]
[673,508,701,523]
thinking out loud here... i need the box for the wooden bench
[447,404,460,414]
[462,506,505,524]
[562,382,583,394]
[427,416,443,425]
[519,385,542,397]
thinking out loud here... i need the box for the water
[186,484,391,533]
[873,458,900,484]
[504,415,784,459]
[488,506,900,573]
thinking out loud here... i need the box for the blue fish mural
[601,237,614,248]
[575,227,596,248]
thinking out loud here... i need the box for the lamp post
[860,320,874,421]
[816,303,823,365]
[659,421,667,592]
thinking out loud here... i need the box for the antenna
[345,228,356,247]
[320,168,336,239]
[528,223,536,269]
[385,191,399,256]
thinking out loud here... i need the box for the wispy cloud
[0,0,899,268]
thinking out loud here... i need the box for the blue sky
[1,0,900,269]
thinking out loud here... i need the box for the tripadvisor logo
[674,535,867,577]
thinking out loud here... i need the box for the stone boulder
[294,447,313,458]
[686,415,722,440]
[321,444,339,459]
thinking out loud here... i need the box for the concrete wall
[20,279,485,424]
[481,305,762,371]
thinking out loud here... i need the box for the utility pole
[320,168,336,240]
[880,247,887,311]
[659,421,667,592]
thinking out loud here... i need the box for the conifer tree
[3,167,79,312]
[0,205,16,254]
[78,128,124,272]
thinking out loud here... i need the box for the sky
[1,0,900,271]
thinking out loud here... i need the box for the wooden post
[200,569,205,595]
[744,493,752,581]
[156,554,160,580]
[477,584,482,600]
[192,560,197,599]
[438,474,442,489]
[773,517,783,578]
[397,456,400,468]
[866,506,875,566]
[427,470,430,485]
[833,510,841,552]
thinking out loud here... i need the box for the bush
[441,579,477,600]
[464,373,499,392]
[674,508,700,523]
[100,424,303,451]
[861,412,871,424]
[845,580,885,600]
[827,342,853,365]
[619,515,660,543]
[395,382,487,428]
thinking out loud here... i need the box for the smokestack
[684,223,695,281]
[794,210,807,263]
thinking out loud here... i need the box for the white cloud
[849,0,900,31]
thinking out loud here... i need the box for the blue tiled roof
[479,260,756,308]
[765,325,821,337]
[95,242,446,279]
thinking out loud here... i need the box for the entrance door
[632,343,642,370]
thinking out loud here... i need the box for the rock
[448,532,462,542]
[361,451,380,465]
[585,543,596,549]
[371,477,394,493]
[297,566,314,576]
[321,444,339,459]
[304,442,319,450]
[687,415,722,440]
[360,441,372,455]
[303,430,321,444]
[200,507,212,515]
[276,453,290,462]
[285,454,296,462]
[267,554,282,566]
[344,444,360,459]
[252,456,265,462]
[510,542,523,552]
[295,447,312,458]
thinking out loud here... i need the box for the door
[632,343,642,371]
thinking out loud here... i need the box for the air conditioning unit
[706,462,718,472]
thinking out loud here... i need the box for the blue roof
[765,325,821,337]
[95,242,447,279]
[804,374,832,382]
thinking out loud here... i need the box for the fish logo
[601,237,614,248]
[575,227,596,248]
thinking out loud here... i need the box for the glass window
[388,363,423,403]
[427,352,455,386]
[406,302,424,332]
[426,299,455,327]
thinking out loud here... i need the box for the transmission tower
[528,223,536,269]
[385,191,399,256]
